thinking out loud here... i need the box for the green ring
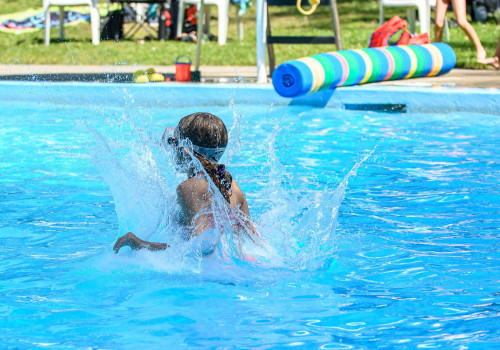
[311,54,334,91]
[384,46,403,80]
[337,51,359,86]
[362,49,382,83]
[408,45,425,77]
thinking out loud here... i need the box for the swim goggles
[166,136,226,163]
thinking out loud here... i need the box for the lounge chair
[379,0,449,40]
[44,0,100,45]
[176,0,244,45]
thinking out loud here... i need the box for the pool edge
[0,81,498,114]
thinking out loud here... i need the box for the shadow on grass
[30,38,97,45]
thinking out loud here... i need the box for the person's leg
[482,34,500,69]
[495,34,500,68]
[496,33,500,58]
[450,0,487,62]
[434,0,449,42]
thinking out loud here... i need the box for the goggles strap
[191,144,226,163]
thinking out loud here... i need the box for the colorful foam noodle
[272,43,456,98]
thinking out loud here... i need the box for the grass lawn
[0,0,498,68]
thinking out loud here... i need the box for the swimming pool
[1,82,499,349]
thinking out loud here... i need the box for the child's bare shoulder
[231,179,244,197]
[177,176,209,199]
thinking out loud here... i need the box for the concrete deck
[0,64,499,88]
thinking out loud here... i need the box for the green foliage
[0,0,498,69]
[3,0,43,14]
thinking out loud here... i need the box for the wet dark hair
[177,112,233,203]
[177,112,228,149]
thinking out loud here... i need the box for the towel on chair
[0,9,90,34]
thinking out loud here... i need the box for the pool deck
[0,64,499,89]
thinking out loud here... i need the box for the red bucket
[175,55,192,82]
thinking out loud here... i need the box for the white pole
[256,0,267,83]
[195,0,205,71]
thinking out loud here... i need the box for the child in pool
[113,112,258,253]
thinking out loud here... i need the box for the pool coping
[0,81,499,114]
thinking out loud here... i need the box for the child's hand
[113,232,169,253]
[113,232,142,253]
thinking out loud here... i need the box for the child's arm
[232,180,250,216]
[113,178,210,254]
[232,180,261,240]
[113,232,169,253]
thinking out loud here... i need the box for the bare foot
[476,48,487,63]
[479,56,500,69]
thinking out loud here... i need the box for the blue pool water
[1,83,499,349]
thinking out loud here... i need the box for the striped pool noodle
[272,43,456,98]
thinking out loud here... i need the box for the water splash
[87,114,180,242]
[257,127,381,271]
[88,113,378,273]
